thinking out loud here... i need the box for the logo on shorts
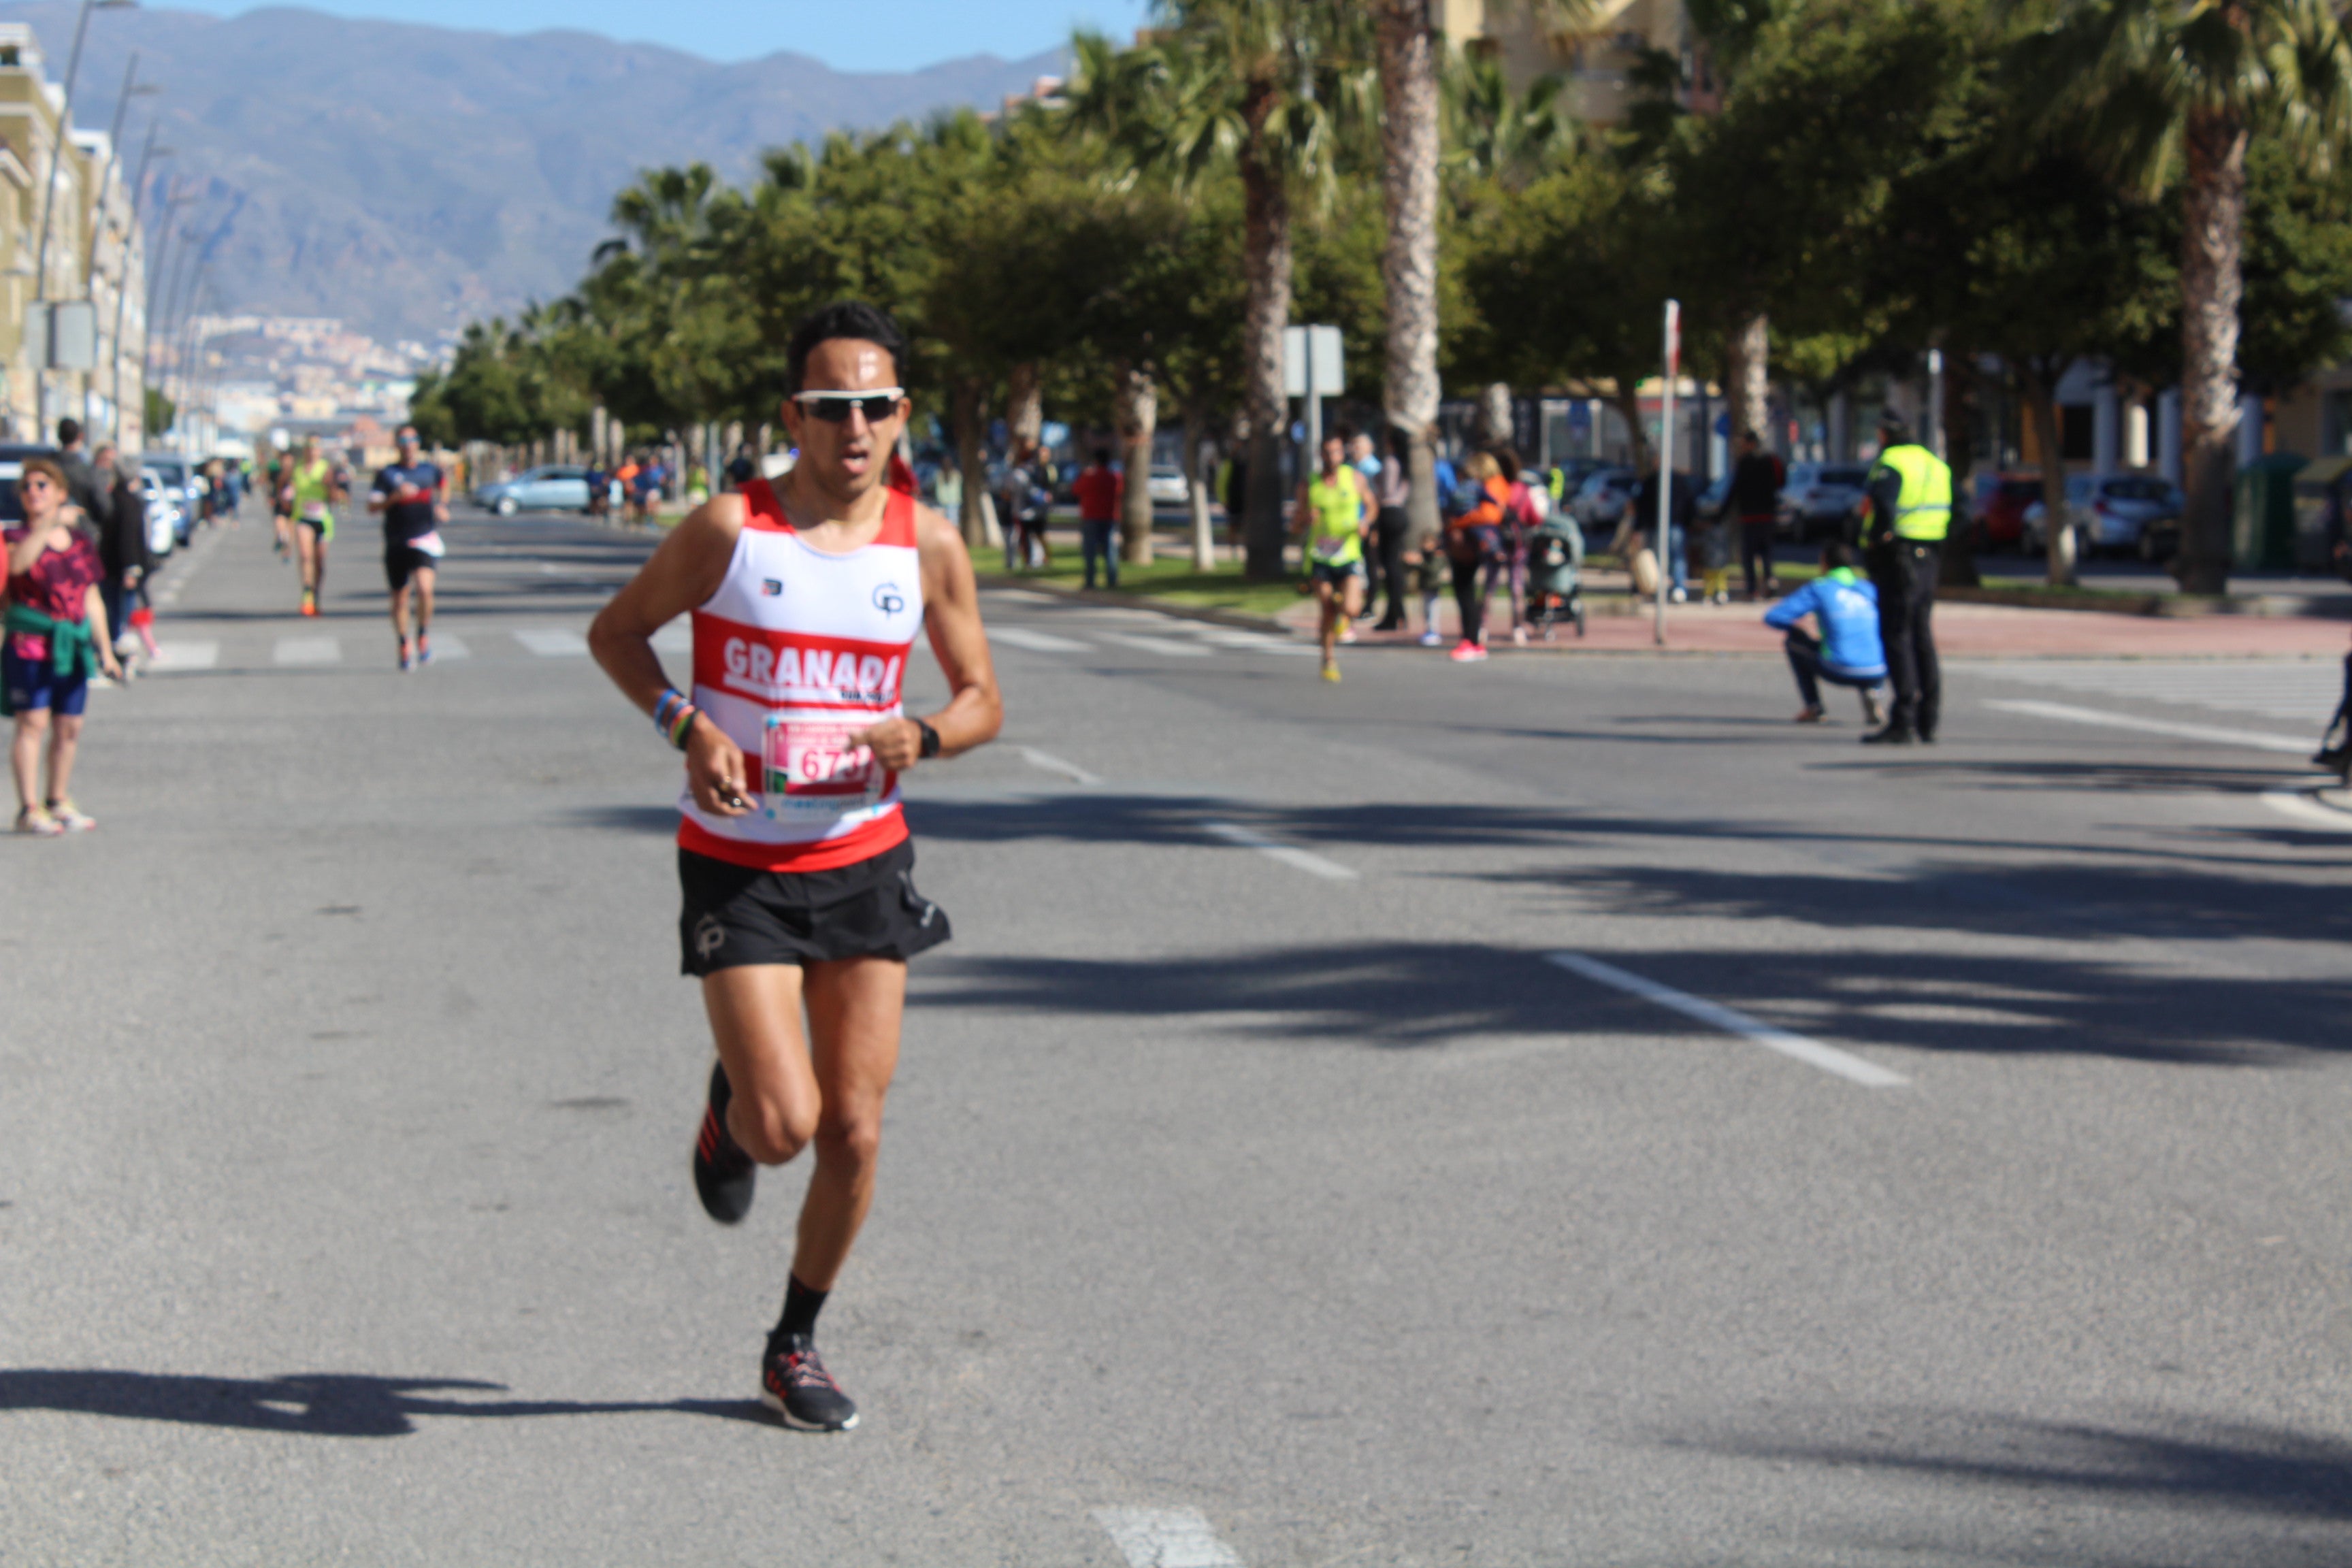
[693,915,728,960]
[762,578,783,596]
[871,583,906,616]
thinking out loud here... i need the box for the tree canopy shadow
[916,940,2349,1065]
[0,1369,769,1437]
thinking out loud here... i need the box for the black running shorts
[384,542,437,591]
[678,836,949,976]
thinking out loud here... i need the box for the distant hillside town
[176,314,441,458]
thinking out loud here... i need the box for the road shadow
[916,939,2347,1064]
[0,1369,770,1436]
[1687,1407,2352,1564]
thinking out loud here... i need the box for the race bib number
[762,715,883,817]
[1311,533,1350,560]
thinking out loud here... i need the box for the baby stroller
[1526,513,1586,639]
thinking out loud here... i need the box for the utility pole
[110,124,169,445]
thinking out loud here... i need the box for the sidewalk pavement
[1279,585,2352,659]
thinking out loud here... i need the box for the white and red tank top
[678,479,925,872]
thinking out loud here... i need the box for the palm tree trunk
[2016,361,2076,587]
[1184,406,1217,570]
[1940,347,1982,589]
[1377,0,1443,545]
[1725,313,1768,447]
[2176,110,2248,596]
[1115,361,1158,565]
[1476,382,1514,449]
[1241,140,1294,582]
[952,374,989,551]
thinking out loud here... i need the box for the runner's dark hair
[1821,540,1855,570]
[787,301,910,395]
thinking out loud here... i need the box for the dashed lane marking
[1546,952,1908,1088]
[423,634,470,662]
[1984,698,2311,755]
[513,629,589,657]
[150,641,218,671]
[1094,1507,1246,1568]
[1202,821,1358,881]
[1018,747,1102,786]
[272,636,342,666]
[2262,787,2352,833]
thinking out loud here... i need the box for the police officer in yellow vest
[1859,413,1951,745]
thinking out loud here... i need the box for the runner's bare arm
[855,504,1002,771]
[589,495,752,815]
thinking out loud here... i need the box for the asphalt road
[5,506,2350,1567]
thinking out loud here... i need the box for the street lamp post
[82,56,158,436]
[109,122,168,444]
[30,0,140,429]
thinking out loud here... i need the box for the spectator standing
[1371,427,1412,631]
[1073,446,1124,591]
[1446,451,1510,662]
[1729,429,1786,601]
[55,420,111,537]
[725,442,757,493]
[585,461,609,519]
[91,444,151,668]
[1633,467,1698,604]
[1763,541,1887,726]
[5,458,122,834]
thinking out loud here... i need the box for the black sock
[775,1274,828,1343]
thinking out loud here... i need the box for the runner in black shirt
[369,425,448,671]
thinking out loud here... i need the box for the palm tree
[2014,0,2352,593]
[1076,4,1374,579]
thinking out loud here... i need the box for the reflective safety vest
[1869,444,1953,541]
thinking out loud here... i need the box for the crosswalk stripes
[1100,631,1213,657]
[989,619,1317,659]
[273,637,341,666]
[1963,659,2340,725]
[991,626,1092,653]
[652,621,692,653]
[512,629,589,657]
[151,641,218,671]
[425,634,470,661]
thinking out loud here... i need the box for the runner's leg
[414,566,436,638]
[792,956,906,1291]
[700,965,823,1167]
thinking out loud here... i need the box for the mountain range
[0,3,1065,345]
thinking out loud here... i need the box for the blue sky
[153,1,1149,69]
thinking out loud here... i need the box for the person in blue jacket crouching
[1763,541,1888,727]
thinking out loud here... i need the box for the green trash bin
[2234,452,2306,570]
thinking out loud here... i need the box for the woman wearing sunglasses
[5,458,123,834]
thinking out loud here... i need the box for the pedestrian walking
[91,444,150,670]
[1633,466,1697,604]
[1446,451,1511,662]
[1729,429,1785,601]
[1073,446,1123,591]
[5,459,122,834]
[1859,412,1951,745]
[1371,428,1411,631]
[1494,447,1544,644]
[1763,541,1887,726]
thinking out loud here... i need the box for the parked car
[1973,472,2045,552]
[474,465,592,516]
[140,470,180,558]
[1569,466,1641,531]
[1777,461,1873,542]
[2021,472,2183,559]
[140,453,200,546]
[1147,463,1189,507]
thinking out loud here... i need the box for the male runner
[587,301,1002,1432]
[369,426,446,670]
[290,437,342,617]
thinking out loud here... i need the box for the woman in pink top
[4,457,122,834]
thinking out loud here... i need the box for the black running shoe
[692,1062,755,1224]
[762,1333,858,1431]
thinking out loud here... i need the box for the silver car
[2021,472,2183,559]
[1570,466,1641,530]
[1778,462,1873,542]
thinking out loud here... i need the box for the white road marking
[1094,1507,1245,1568]
[422,634,469,662]
[1984,698,2312,755]
[2262,787,2352,833]
[150,640,218,671]
[1019,747,1102,786]
[1182,625,1319,657]
[1203,821,1358,881]
[1102,632,1213,658]
[652,621,692,653]
[991,625,1092,653]
[514,629,589,657]
[1963,658,2338,724]
[273,636,341,666]
[1546,952,1908,1088]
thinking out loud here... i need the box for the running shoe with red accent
[761,1333,859,1431]
[1448,640,1488,663]
[417,632,434,666]
[397,638,414,672]
[693,1061,755,1224]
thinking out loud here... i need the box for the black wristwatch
[915,719,942,760]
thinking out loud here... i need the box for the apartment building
[0,24,147,449]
